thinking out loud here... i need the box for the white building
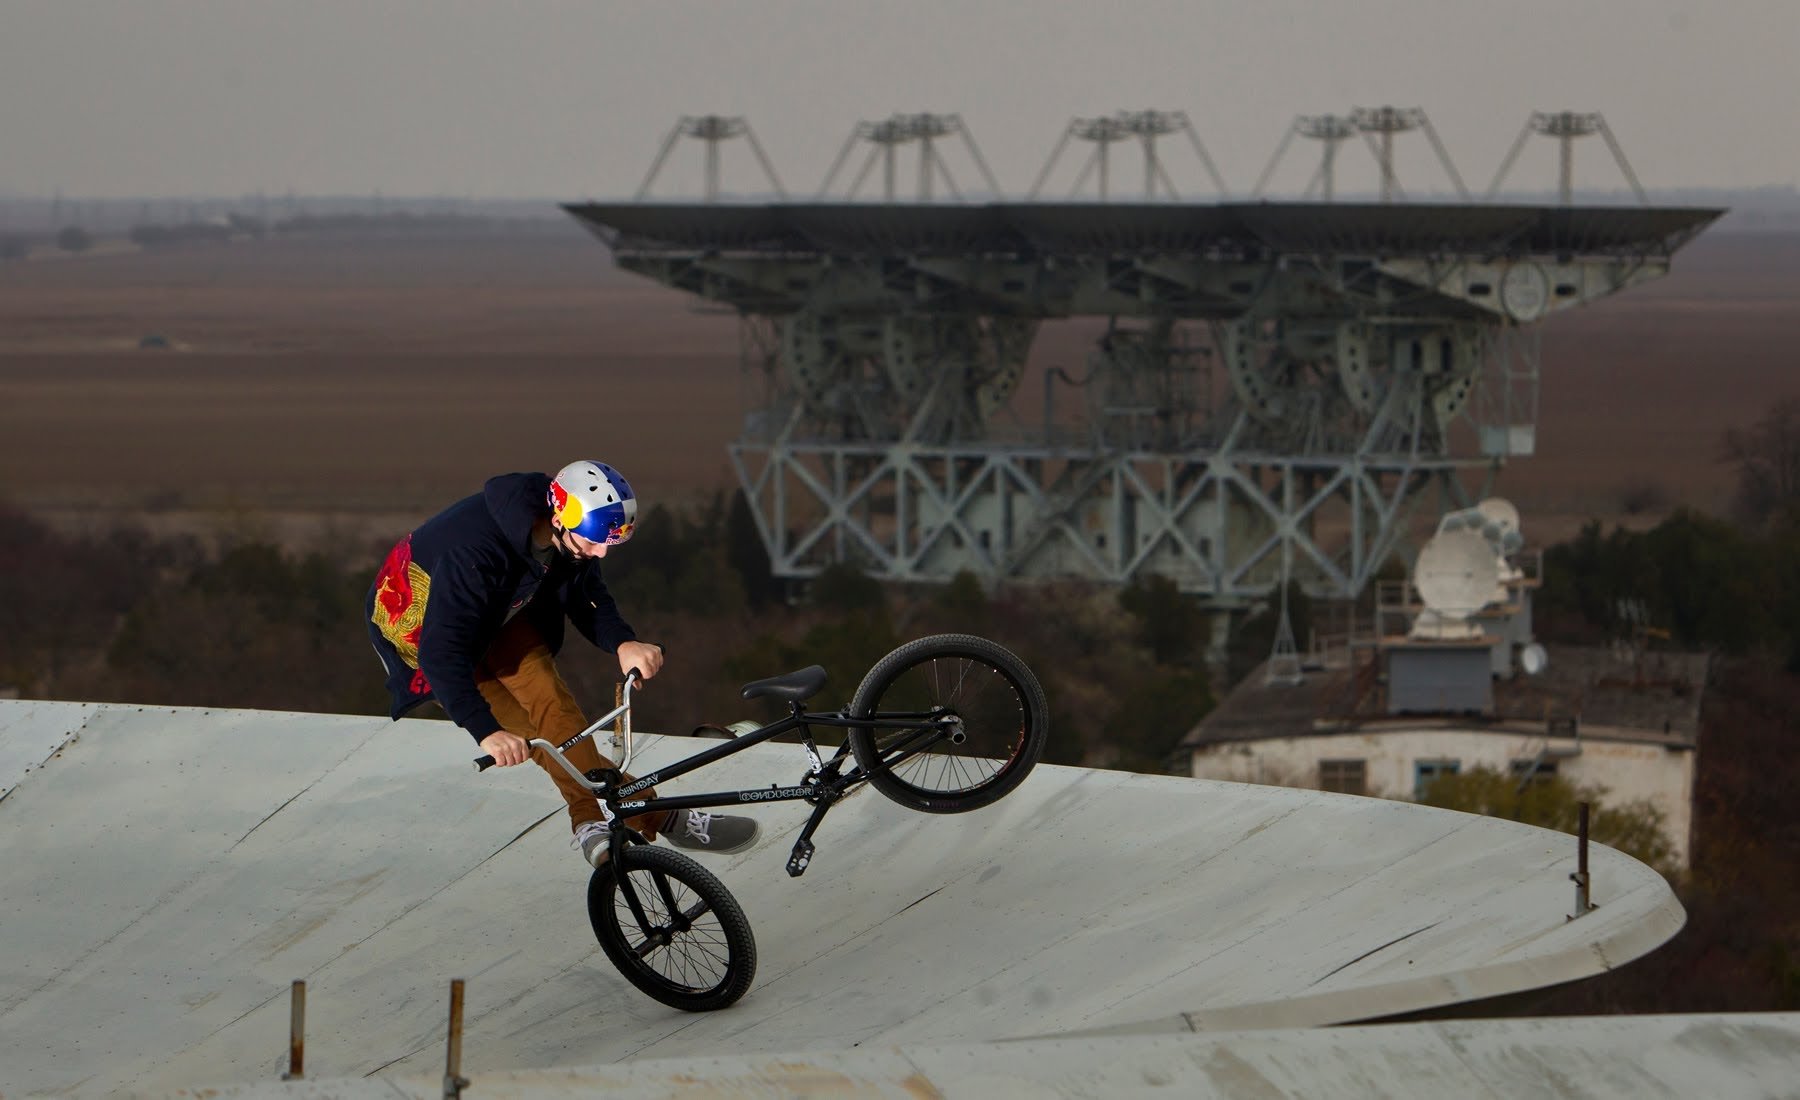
[1182,508,1706,870]
[1183,638,1706,870]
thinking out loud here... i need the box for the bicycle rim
[858,644,1034,802]
[589,847,754,1009]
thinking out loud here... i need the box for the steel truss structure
[567,201,1719,604]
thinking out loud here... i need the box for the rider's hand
[479,730,531,767]
[617,640,663,682]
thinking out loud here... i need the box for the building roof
[1181,643,1710,751]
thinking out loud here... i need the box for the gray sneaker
[662,809,760,854]
[573,821,611,868]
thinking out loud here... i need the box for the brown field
[2,224,1797,550]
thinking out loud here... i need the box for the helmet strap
[548,526,578,562]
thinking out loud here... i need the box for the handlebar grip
[474,755,496,772]
[622,641,664,687]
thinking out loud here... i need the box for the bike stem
[472,668,640,774]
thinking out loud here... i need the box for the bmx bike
[474,632,1048,1012]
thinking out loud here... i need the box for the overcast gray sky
[2,0,1794,200]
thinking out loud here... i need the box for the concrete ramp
[0,698,85,799]
[169,1014,1800,1100]
[0,700,1683,1095]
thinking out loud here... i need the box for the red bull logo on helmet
[550,480,580,530]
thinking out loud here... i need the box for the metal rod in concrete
[1569,801,1594,919]
[443,979,469,1099]
[282,980,304,1080]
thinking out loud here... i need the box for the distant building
[1180,504,1705,869]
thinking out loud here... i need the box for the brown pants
[474,618,662,838]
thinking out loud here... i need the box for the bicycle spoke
[872,652,1025,798]
[615,871,731,988]
[589,845,756,1011]
[848,635,1047,816]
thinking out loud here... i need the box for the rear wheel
[847,634,1048,813]
[588,845,756,1011]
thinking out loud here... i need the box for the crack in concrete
[1310,920,1443,987]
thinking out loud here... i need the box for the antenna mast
[1034,110,1229,200]
[636,115,787,202]
[1350,106,1469,202]
[1298,114,1357,201]
[1258,109,1465,200]
[1487,110,1648,204]
[818,113,1000,201]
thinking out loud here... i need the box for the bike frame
[522,673,960,877]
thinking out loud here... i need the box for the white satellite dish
[1518,642,1548,676]
[1476,497,1521,537]
[1410,527,1499,640]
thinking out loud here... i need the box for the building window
[1319,759,1366,795]
[1413,758,1461,800]
[1510,758,1559,786]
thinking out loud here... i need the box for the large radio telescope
[568,109,1720,614]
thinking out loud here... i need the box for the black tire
[847,634,1048,813]
[588,845,757,1012]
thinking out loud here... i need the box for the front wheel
[588,844,757,1011]
[847,634,1049,813]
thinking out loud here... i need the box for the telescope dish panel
[1519,643,1548,676]
[1414,528,1500,619]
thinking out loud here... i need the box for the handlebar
[473,663,648,773]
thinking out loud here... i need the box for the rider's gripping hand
[478,730,531,767]
[617,640,663,682]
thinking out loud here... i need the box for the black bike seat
[740,664,827,703]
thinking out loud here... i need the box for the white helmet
[548,461,637,545]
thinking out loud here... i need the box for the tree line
[0,492,1216,773]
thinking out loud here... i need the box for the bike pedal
[785,840,815,878]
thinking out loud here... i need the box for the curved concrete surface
[0,700,1683,1095]
[0,698,81,800]
[169,1014,1800,1100]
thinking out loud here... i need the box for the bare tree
[1722,398,1800,526]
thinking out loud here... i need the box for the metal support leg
[282,980,305,1080]
[1568,801,1596,920]
[443,979,469,1099]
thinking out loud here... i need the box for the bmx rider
[366,460,760,867]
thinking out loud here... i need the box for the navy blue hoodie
[366,472,636,742]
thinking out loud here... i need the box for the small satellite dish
[1476,497,1521,538]
[1519,643,1548,676]
[1472,497,1526,579]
